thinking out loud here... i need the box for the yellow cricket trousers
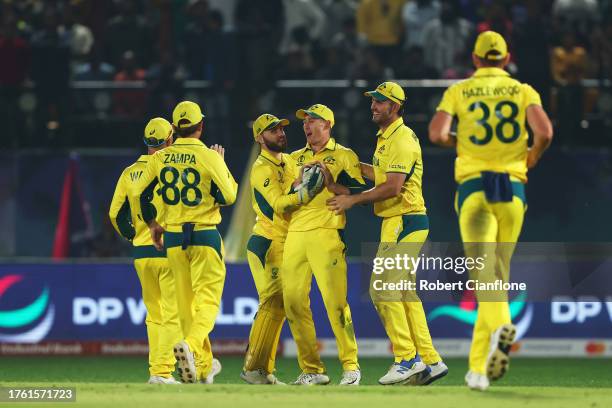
[165,227,225,381]
[373,214,441,364]
[282,228,359,373]
[456,176,526,374]
[243,235,286,373]
[133,246,182,378]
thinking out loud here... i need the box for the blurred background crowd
[1,0,611,150]
[1,1,611,259]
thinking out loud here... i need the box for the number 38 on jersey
[468,100,520,145]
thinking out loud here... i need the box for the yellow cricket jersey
[109,155,163,246]
[288,138,365,232]
[250,149,300,241]
[373,117,426,218]
[436,67,542,183]
[134,137,238,232]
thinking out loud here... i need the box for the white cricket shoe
[378,355,428,385]
[292,372,330,385]
[202,358,222,384]
[339,370,361,385]
[147,375,181,385]
[410,361,449,385]
[173,340,197,383]
[465,370,489,391]
[486,323,516,381]
[240,368,285,385]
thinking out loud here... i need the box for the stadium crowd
[0,0,611,147]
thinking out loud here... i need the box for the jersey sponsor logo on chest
[163,153,196,164]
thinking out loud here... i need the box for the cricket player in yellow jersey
[109,118,182,384]
[328,82,447,386]
[429,31,553,391]
[241,114,324,385]
[283,104,366,386]
[134,101,238,384]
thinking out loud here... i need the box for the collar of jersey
[377,117,404,139]
[304,137,337,153]
[259,148,284,167]
[173,137,206,146]
[473,67,510,78]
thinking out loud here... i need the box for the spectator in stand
[182,0,210,80]
[319,0,358,41]
[514,0,552,108]
[356,0,404,67]
[590,16,612,80]
[234,0,284,92]
[421,0,473,77]
[553,0,599,38]
[280,0,325,55]
[0,12,30,148]
[402,0,440,49]
[551,30,588,144]
[0,12,30,87]
[30,6,71,139]
[330,17,364,75]
[105,0,153,68]
[58,3,94,67]
[112,50,147,119]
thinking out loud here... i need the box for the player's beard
[264,137,286,153]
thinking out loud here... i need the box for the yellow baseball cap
[296,104,335,128]
[172,101,205,129]
[143,117,173,147]
[252,113,290,140]
[364,81,405,105]
[473,31,508,60]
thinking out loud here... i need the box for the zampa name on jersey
[163,153,197,164]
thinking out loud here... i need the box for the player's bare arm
[428,111,457,147]
[360,162,374,180]
[526,105,554,169]
[327,172,405,214]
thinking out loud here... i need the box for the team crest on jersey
[323,156,335,165]
[297,155,305,166]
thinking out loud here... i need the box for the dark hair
[477,55,506,68]
[397,103,405,116]
[174,119,202,137]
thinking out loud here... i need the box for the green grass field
[1,357,611,408]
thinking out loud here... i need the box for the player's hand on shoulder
[210,144,225,158]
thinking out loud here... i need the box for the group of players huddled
[109,31,553,391]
